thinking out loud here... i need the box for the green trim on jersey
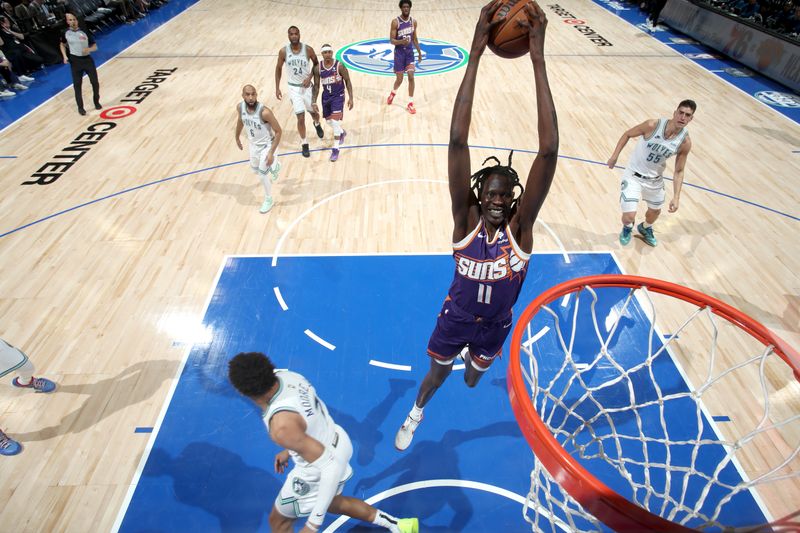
[643,118,662,142]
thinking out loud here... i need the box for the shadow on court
[353,421,520,532]
[140,442,280,532]
[328,377,416,466]
[14,359,178,442]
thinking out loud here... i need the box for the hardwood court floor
[0,0,797,531]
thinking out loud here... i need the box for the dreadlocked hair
[470,151,524,215]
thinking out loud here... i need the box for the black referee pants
[69,54,100,111]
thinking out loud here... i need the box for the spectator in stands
[0,46,31,97]
[28,0,51,29]
[646,0,668,29]
[14,1,37,32]
[737,0,762,19]
[105,0,140,23]
[776,1,800,32]
[0,15,43,75]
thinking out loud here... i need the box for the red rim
[507,274,800,532]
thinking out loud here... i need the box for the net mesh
[514,281,800,532]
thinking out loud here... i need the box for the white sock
[409,403,423,420]
[258,171,272,195]
[334,137,340,149]
[624,223,633,228]
[643,221,653,229]
[409,97,414,104]
[16,358,35,384]
[373,509,401,531]
[301,137,307,145]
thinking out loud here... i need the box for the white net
[513,281,800,532]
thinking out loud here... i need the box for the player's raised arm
[448,0,503,240]
[512,1,559,252]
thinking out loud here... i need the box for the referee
[59,12,101,116]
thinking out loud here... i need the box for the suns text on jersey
[456,252,525,281]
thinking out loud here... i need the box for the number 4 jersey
[628,118,688,179]
[448,218,531,320]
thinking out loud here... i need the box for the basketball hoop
[507,275,800,532]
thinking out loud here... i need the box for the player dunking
[395,0,559,451]
[228,352,418,533]
[317,44,353,162]
[275,26,324,158]
[607,100,695,247]
[234,85,282,214]
[386,0,422,114]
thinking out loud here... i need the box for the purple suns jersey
[320,60,344,98]
[448,218,531,319]
[395,16,414,50]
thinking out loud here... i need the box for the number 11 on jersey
[477,283,492,304]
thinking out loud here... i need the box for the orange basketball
[488,0,532,59]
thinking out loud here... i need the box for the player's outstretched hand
[276,88,283,101]
[470,0,504,55]
[607,156,617,169]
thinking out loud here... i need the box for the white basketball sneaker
[394,413,423,451]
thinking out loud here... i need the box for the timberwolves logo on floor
[755,91,800,108]
[337,38,468,77]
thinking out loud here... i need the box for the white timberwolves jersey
[628,119,688,178]
[263,370,337,468]
[285,43,311,87]
[239,102,274,147]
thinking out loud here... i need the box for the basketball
[488,0,532,59]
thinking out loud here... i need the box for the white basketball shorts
[248,141,274,174]
[288,84,313,115]
[0,338,29,379]
[274,425,354,519]
[620,167,666,212]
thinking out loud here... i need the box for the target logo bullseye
[25,68,178,186]
[100,106,138,120]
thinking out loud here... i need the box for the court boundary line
[1,143,795,241]
[592,0,799,127]
[0,0,202,135]
[109,254,229,533]
[110,251,597,531]
[109,251,772,530]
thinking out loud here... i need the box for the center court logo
[337,38,468,77]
